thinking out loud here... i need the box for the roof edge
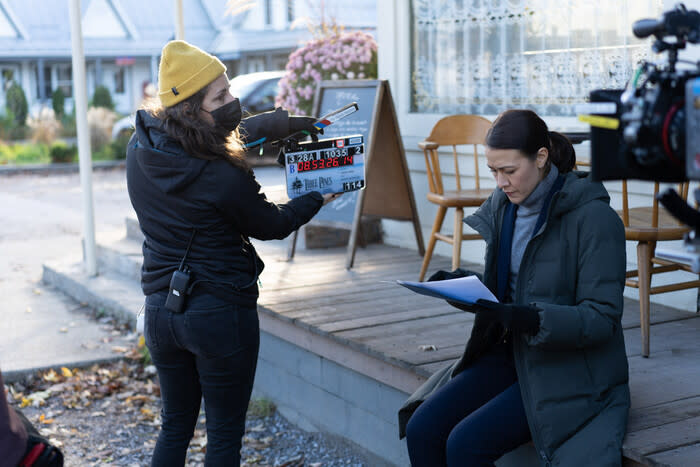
[0,0,29,39]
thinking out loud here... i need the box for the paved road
[0,165,287,377]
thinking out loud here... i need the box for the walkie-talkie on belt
[164,229,196,313]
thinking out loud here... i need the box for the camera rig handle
[633,3,700,72]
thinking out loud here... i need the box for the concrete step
[42,258,144,332]
[125,216,143,242]
[97,236,143,281]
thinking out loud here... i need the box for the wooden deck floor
[252,240,700,467]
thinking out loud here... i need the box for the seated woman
[400,109,629,466]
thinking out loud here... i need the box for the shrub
[87,106,117,152]
[27,107,62,144]
[5,82,28,125]
[247,398,276,418]
[111,130,132,160]
[16,143,48,163]
[0,109,16,140]
[49,141,77,163]
[0,142,12,163]
[92,143,114,161]
[0,142,49,164]
[0,113,28,141]
[276,29,378,115]
[60,112,77,138]
[52,88,66,117]
[92,85,114,110]
[92,130,131,161]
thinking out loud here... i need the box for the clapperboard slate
[284,135,366,198]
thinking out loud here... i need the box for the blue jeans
[405,344,532,467]
[144,291,260,467]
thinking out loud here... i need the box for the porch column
[95,58,103,87]
[21,61,31,107]
[37,58,46,101]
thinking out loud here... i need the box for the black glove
[288,116,324,140]
[446,299,477,313]
[429,269,483,313]
[427,268,480,282]
[473,299,541,335]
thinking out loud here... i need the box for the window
[35,65,52,99]
[410,0,663,116]
[287,0,294,23]
[56,64,72,98]
[114,68,125,94]
[265,0,272,26]
[273,53,289,70]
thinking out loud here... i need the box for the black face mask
[206,98,242,133]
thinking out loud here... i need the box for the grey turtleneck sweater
[508,164,560,298]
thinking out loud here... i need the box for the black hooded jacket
[126,109,323,305]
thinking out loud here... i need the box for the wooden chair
[618,180,700,357]
[418,115,493,281]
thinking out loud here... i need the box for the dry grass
[26,107,62,144]
[87,106,117,151]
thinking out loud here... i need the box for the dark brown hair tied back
[485,109,576,173]
[548,131,576,174]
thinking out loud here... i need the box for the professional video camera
[582,3,700,271]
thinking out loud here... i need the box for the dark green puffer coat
[399,171,630,466]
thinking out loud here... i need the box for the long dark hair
[143,83,248,170]
[485,109,575,173]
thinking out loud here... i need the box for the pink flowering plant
[276,29,378,115]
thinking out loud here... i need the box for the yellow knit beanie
[158,40,226,107]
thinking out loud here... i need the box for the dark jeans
[144,291,260,467]
[405,344,532,467]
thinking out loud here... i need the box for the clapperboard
[284,135,366,198]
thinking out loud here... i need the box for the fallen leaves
[43,369,60,382]
[38,413,54,424]
[419,344,438,351]
[8,358,165,465]
[7,351,370,466]
[21,389,52,407]
[10,359,160,414]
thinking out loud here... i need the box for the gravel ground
[5,318,375,467]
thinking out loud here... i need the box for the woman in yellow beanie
[126,40,339,466]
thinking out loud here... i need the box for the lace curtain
[411,0,663,115]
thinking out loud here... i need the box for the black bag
[14,408,63,467]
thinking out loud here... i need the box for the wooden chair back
[420,115,492,195]
[619,180,690,241]
[617,179,698,356]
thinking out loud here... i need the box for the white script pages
[396,275,498,305]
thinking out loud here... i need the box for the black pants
[405,344,532,466]
[144,291,260,467]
